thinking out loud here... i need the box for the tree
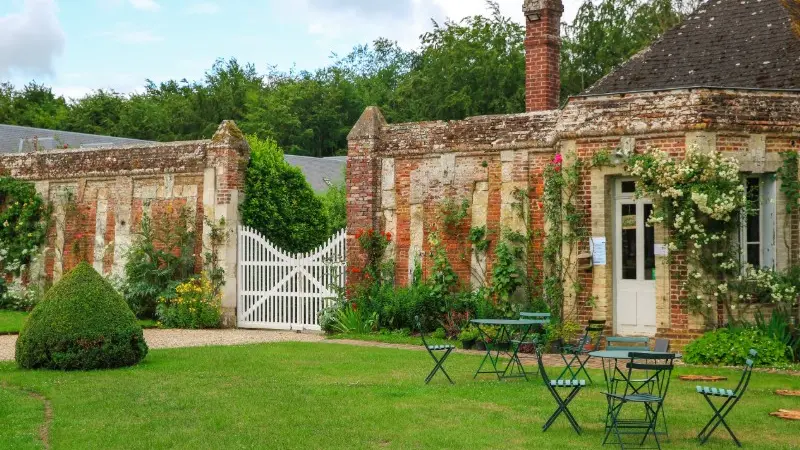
[318,173,347,234]
[393,1,526,121]
[560,0,689,99]
[239,135,330,252]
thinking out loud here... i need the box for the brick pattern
[347,89,800,351]
[524,2,562,112]
[0,122,248,287]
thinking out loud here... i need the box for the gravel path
[0,329,325,361]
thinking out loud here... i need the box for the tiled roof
[0,124,149,153]
[584,0,800,95]
[0,124,345,192]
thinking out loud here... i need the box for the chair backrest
[653,338,670,353]
[606,336,650,352]
[732,349,757,397]
[535,346,558,393]
[415,316,431,348]
[520,312,551,325]
[625,352,676,399]
[577,319,606,348]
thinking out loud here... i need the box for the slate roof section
[0,123,149,153]
[583,0,800,95]
[0,124,346,192]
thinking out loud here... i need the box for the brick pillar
[523,0,563,112]
[346,107,386,285]
[207,120,250,327]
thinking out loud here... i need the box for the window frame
[739,173,777,270]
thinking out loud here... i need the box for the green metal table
[471,318,538,381]
[590,350,681,440]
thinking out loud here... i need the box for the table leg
[501,324,532,380]
[473,323,502,379]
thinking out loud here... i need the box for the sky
[0,0,582,100]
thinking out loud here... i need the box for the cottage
[346,0,800,346]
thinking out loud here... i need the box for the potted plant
[476,325,498,351]
[458,326,479,350]
[545,321,582,353]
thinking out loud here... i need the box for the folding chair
[653,338,669,353]
[606,336,650,352]
[511,312,551,374]
[603,352,676,450]
[696,349,756,447]
[558,319,605,384]
[416,317,455,385]
[536,345,585,435]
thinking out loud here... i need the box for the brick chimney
[523,0,563,112]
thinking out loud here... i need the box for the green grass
[0,310,28,333]
[328,332,453,347]
[0,311,157,334]
[0,343,798,449]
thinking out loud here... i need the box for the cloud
[129,0,160,12]
[0,0,65,77]
[101,23,163,44]
[307,0,414,19]
[187,2,220,15]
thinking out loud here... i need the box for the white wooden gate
[237,226,346,331]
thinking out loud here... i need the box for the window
[740,174,777,269]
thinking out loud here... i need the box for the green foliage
[490,239,524,311]
[318,175,347,234]
[438,198,470,231]
[427,232,459,305]
[778,150,800,215]
[15,262,148,370]
[239,135,330,252]
[4,4,687,155]
[392,2,526,121]
[332,304,378,334]
[542,154,588,321]
[684,327,789,367]
[753,307,800,361]
[0,177,49,302]
[458,325,480,342]
[468,226,490,253]
[155,274,222,329]
[122,208,196,318]
[561,0,687,99]
[545,320,583,346]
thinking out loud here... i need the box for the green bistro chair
[696,349,757,447]
[605,336,650,352]
[510,312,551,374]
[603,352,676,450]
[536,345,585,435]
[558,319,606,384]
[415,316,455,385]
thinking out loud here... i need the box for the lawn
[0,310,158,334]
[0,343,798,449]
[0,310,28,333]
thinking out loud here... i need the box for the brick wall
[348,89,800,349]
[0,121,248,325]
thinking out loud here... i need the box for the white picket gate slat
[237,226,346,331]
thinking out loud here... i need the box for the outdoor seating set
[418,316,756,448]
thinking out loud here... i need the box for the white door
[614,179,656,336]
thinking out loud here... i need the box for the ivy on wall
[628,146,797,324]
[0,177,49,299]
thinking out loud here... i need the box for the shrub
[240,135,330,253]
[123,208,196,318]
[331,303,378,334]
[155,274,222,329]
[318,175,346,234]
[0,283,42,312]
[684,327,789,367]
[16,263,148,370]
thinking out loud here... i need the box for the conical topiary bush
[16,262,148,370]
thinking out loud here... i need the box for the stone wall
[0,121,249,325]
[347,89,800,347]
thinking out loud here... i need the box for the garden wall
[347,89,800,347]
[0,121,249,325]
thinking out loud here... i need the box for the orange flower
[385,232,392,242]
